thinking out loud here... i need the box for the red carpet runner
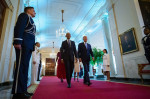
[32,76,150,99]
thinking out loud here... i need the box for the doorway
[45,58,56,76]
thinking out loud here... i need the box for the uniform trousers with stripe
[12,47,32,94]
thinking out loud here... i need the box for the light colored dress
[103,54,110,71]
[74,60,80,72]
[31,46,40,84]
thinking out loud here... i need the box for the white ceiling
[24,0,107,49]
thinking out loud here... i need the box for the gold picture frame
[119,28,139,55]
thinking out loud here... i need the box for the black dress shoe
[67,84,71,88]
[12,93,31,99]
[25,92,34,96]
[84,82,87,84]
[88,82,92,86]
[61,79,63,83]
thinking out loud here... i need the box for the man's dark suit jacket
[78,42,94,62]
[61,40,77,61]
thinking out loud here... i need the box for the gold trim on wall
[112,3,127,78]
[119,28,139,55]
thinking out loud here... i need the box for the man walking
[78,36,94,86]
[61,33,77,88]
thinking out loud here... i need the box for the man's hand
[92,57,94,61]
[14,44,22,50]
[80,65,82,69]
[33,61,36,64]
[61,59,64,63]
[79,58,82,62]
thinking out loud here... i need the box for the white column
[102,16,116,77]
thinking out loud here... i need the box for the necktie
[68,40,71,47]
[85,43,87,49]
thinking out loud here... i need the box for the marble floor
[0,85,13,99]
[0,83,39,99]
[0,76,150,99]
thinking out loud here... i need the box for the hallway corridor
[0,0,150,99]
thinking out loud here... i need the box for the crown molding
[5,0,14,12]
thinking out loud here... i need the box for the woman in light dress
[31,42,40,84]
[102,49,110,81]
[74,59,81,82]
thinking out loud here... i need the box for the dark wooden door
[45,58,56,76]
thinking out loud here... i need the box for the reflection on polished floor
[0,85,13,99]
[0,83,39,99]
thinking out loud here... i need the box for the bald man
[78,36,94,86]
[61,33,78,88]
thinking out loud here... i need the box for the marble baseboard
[0,81,13,87]
[110,77,150,81]
[95,75,104,78]
[89,76,94,78]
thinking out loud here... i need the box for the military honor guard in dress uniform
[37,53,42,81]
[12,7,36,99]
[142,25,150,64]
[31,42,40,84]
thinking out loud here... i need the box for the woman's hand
[61,59,64,63]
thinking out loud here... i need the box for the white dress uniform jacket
[31,46,40,84]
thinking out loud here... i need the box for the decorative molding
[5,0,14,12]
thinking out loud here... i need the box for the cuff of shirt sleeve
[13,40,23,45]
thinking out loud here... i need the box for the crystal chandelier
[56,10,69,37]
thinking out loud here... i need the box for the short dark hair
[35,42,40,45]
[24,7,34,13]
[104,49,108,54]
[143,24,150,29]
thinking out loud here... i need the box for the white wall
[88,26,105,49]
[0,0,24,83]
[108,0,150,79]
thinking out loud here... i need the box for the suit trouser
[64,59,74,85]
[37,65,41,80]
[12,47,32,94]
[82,60,90,83]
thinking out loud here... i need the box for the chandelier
[50,42,56,58]
[56,10,69,37]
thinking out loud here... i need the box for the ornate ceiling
[24,0,107,49]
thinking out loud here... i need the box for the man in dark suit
[12,7,36,99]
[78,36,94,86]
[61,33,77,88]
